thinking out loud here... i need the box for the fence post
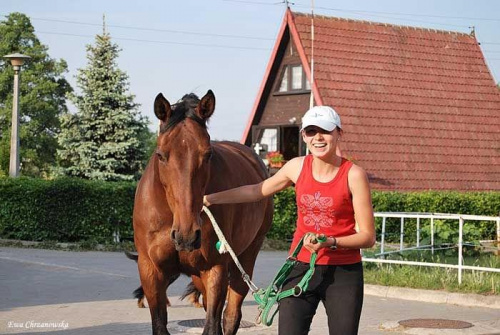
[417,217,420,248]
[431,216,435,255]
[400,217,405,251]
[458,217,464,285]
[497,214,500,256]
[381,216,386,257]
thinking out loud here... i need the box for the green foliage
[2,178,498,247]
[268,187,297,240]
[419,219,483,257]
[269,190,500,241]
[0,177,135,243]
[364,259,500,295]
[371,191,500,243]
[57,31,150,181]
[0,13,72,177]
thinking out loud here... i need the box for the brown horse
[133,90,273,335]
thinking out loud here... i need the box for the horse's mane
[159,93,206,134]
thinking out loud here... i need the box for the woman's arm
[304,164,376,252]
[203,157,302,206]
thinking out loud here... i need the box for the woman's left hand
[303,233,330,253]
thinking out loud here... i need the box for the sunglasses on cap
[303,126,337,137]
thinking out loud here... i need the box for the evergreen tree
[0,13,72,177]
[57,29,150,181]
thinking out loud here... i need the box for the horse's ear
[196,90,215,120]
[154,93,172,122]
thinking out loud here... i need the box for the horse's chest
[178,250,213,275]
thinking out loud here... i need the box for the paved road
[0,247,498,334]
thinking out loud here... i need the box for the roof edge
[292,10,472,37]
[287,9,323,106]
[240,9,290,144]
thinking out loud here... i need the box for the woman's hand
[203,195,211,207]
[303,233,331,253]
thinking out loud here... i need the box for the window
[277,64,311,93]
[252,125,303,162]
[260,128,278,153]
[278,70,288,92]
[291,66,302,90]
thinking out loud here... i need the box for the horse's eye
[156,149,168,163]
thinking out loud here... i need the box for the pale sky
[3,0,500,141]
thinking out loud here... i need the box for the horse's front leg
[200,264,228,335]
[138,257,171,335]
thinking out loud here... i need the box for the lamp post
[3,53,30,177]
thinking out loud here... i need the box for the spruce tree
[0,13,72,177]
[57,29,150,181]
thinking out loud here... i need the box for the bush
[1,177,498,244]
[267,187,296,240]
[0,177,135,243]
[269,190,500,242]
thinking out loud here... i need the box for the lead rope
[202,205,323,326]
[202,206,259,292]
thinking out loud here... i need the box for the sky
[3,0,500,142]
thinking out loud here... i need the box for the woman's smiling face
[302,126,340,158]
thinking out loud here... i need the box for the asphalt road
[0,247,499,335]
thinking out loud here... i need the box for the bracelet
[328,236,337,250]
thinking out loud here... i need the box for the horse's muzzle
[171,228,202,251]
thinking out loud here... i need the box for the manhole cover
[399,319,473,329]
[177,319,255,329]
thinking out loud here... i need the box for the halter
[202,206,323,326]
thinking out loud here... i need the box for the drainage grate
[399,319,473,329]
[177,319,255,329]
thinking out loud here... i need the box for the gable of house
[243,10,500,191]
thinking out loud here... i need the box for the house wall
[259,35,311,127]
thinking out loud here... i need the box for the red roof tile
[290,11,500,191]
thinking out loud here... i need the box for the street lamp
[3,53,30,177]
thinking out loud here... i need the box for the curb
[365,284,500,309]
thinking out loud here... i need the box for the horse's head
[154,90,215,252]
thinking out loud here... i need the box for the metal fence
[362,212,500,284]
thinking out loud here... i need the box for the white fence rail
[362,212,500,284]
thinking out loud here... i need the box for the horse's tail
[133,285,145,300]
[124,250,139,262]
[180,281,203,308]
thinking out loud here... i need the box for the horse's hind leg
[139,258,171,335]
[223,235,265,335]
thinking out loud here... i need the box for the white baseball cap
[300,106,341,132]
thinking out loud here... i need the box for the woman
[203,105,375,335]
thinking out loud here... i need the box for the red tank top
[289,155,361,265]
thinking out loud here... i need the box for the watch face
[329,237,337,250]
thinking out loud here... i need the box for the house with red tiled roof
[241,9,500,191]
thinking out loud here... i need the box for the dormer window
[277,64,311,93]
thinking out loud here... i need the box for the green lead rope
[253,233,326,326]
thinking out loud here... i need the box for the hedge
[0,177,135,243]
[269,189,500,242]
[0,178,499,243]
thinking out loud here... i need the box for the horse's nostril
[170,229,177,241]
[193,229,202,249]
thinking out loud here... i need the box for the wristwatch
[329,236,337,250]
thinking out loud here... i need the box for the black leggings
[278,261,364,335]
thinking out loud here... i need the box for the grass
[362,244,500,295]
[363,262,499,295]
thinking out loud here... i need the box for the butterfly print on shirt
[299,191,336,231]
